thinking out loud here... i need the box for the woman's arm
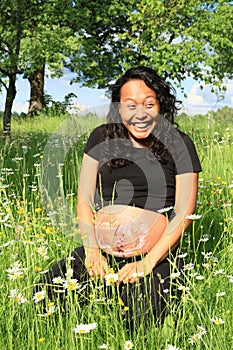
[77,154,109,278]
[117,172,199,283]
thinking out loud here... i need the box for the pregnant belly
[94,205,167,257]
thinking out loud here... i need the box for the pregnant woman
[38,66,202,328]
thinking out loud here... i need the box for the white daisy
[124,340,134,349]
[185,214,202,220]
[183,263,195,271]
[73,322,97,334]
[213,269,225,275]
[104,273,118,286]
[211,317,224,325]
[170,272,181,279]
[157,206,173,214]
[37,246,48,259]
[65,268,73,279]
[197,325,207,335]
[195,275,205,280]
[33,290,46,303]
[165,345,180,350]
[52,276,65,284]
[177,252,188,258]
[8,289,27,304]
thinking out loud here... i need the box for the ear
[118,103,122,119]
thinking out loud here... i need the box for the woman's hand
[117,256,155,284]
[85,248,110,279]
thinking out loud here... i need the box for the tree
[69,0,233,92]
[25,0,132,113]
[0,0,25,135]
[0,0,80,133]
[20,0,80,113]
[67,0,133,88]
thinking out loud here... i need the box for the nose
[135,106,147,120]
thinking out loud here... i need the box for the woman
[39,66,202,327]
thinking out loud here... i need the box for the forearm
[77,192,99,251]
[146,172,199,267]
[146,214,192,267]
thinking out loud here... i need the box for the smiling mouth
[129,120,153,128]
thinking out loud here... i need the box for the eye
[145,103,155,109]
[127,104,137,110]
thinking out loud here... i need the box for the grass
[0,110,232,349]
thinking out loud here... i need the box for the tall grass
[0,110,232,349]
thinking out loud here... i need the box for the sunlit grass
[0,111,232,349]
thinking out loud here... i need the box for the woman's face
[119,79,160,140]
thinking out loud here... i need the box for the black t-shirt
[83,124,202,213]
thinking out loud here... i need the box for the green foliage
[69,0,233,89]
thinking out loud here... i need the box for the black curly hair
[103,66,181,168]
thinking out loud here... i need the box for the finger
[87,267,94,277]
[102,261,110,275]
[118,269,133,284]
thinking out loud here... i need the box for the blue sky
[0,69,232,115]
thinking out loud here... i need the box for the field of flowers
[0,110,232,350]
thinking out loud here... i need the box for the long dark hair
[103,66,181,168]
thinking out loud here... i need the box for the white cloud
[182,80,233,115]
[12,101,29,114]
[69,101,88,113]
[98,93,109,101]
[79,103,110,117]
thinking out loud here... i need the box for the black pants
[35,246,183,328]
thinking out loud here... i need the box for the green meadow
[0,108,232,350]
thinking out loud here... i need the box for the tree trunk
[3,74,17,137]
[28,65,45,113]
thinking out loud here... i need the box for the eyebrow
[123,95,157,102]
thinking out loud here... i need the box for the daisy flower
[227,275,233,283]
[38,303,56,317]
[46,304,56,315]
[73,322,97,334]
[37,246,48,259]
[188,333,201,345]
[199,235,209,242]
[178,285,190,292]
[195,275,205,280]
[197,325,207,335]
[216,292,226,297]
[201,251,213,258]
[65,268,73,279]
[183,263,195,271]
[8,289,27,304]
[6,261,26,280]
[104,273,118,286]
[170,271,181,279]
[177,252,188,258]
[211,317,224,325]
[164,345,180,350]
[213,269,225,275]
[123,340,134,349]
[157,206,173,214]
[186,214,202,220]
[202,263,210,269]
[64,278,82,291]
[52,276,64,284]
[33,290,46,303]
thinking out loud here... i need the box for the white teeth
[133,123,148,128]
